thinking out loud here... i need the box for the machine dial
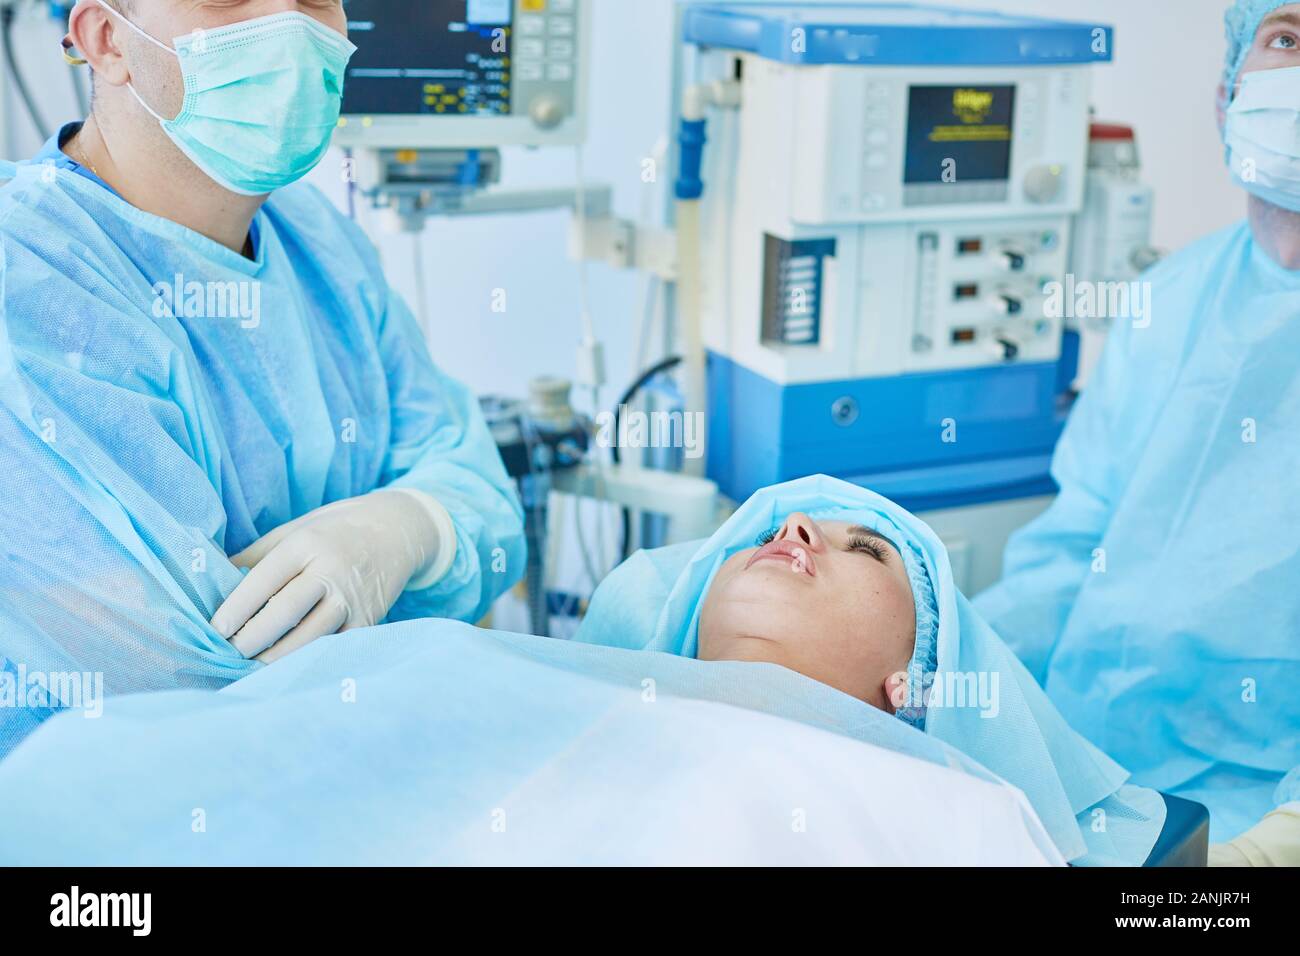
[529,96,567,130]
[1023,164,1064,203]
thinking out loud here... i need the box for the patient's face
[698,513,916,711]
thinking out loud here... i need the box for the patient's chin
[696,630,886,709]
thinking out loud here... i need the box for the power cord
[611,355,683,561]
[1,1,53,141]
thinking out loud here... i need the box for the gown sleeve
[373,285,526,625]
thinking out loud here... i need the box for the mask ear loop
[93,0,180,123]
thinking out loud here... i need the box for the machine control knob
[1023,164,1064,203]
[987,337,1021,361]
[1001,249,1027,272]
[529,96,567,130]
[991,293,1023,316]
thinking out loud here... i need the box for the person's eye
[1268,32,1298,50]
[847,535,889,562]
[755,527,778,546]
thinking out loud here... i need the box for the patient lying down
[579,475,1167,866]
[698,512,917,714]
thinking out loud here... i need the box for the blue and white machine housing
[682,3,1114,510]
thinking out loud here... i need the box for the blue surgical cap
[1225,0,1293,92]
[702,492,944,730]
[867,523,940,731]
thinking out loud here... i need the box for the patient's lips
[745,539,817,576]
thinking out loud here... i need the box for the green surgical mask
[98,2,356,196]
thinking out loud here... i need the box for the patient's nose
[778,512,824,551]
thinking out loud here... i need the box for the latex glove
[1208,802,1300,867]
[212,489,456,663]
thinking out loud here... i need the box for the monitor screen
[903,85,1016,185]
[342,0,514,117]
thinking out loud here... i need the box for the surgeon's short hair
[97,0,135,23]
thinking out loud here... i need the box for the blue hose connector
[458,149,482,187]
[675,118,708,201]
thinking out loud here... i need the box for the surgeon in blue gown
[975,0,1300,863]
[0,0,524,755]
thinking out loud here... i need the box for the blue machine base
[706,351,1074,511]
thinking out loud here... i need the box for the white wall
[2,0,1247,406]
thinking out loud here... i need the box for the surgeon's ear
[1215,81,1228,134]
[882,671,908,715]
[68,1,131,87]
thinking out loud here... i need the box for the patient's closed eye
[848,535,889,562]
[756,527,778,546]
[846,526,892,563]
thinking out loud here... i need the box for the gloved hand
[1208,803,1300,867]
[212,488,456,663]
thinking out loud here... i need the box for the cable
[344,148,357,221]
[611,355,683,561]
[572,144,610,578]
[611,356,684,467]
[632,135,668,374]
[573,489,602,593]
[1,1,52,141]
[517,413,551,638]
[411,231,430,338]
[623,276,663,556]
[573,145,596,346]
[590,444,611,581]
[546,487,567,618]
[635,275,663,389]
[617,480,633,559]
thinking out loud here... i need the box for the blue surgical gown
[0,139,525,756]
[975,222,1300,840]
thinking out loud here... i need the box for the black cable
[611,355,683,561]
[1,2,52,141]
